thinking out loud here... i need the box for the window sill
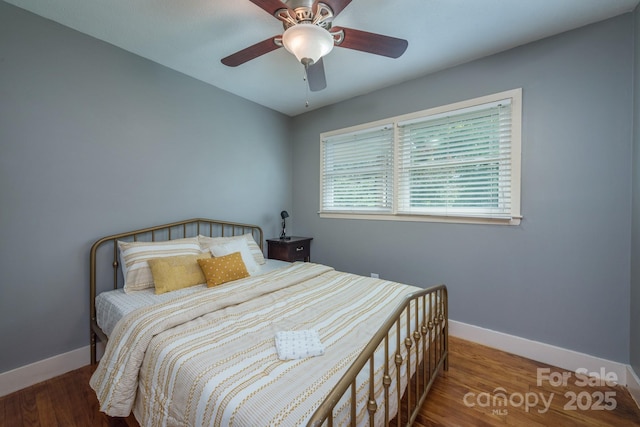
[318,212,522,226]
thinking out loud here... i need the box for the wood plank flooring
[1,336,639,426]
[417,337,640,426]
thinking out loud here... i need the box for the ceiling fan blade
[332,26,408,58]
[249,0,295,18]
[306,58,327,92]
[319,0,352,17]
[221,36,282,67]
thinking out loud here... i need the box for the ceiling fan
[221,0,408,92]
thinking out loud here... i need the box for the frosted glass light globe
[282,24,334,65]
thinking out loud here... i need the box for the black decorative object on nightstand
[266,236,313,262]
[280,210,290,240]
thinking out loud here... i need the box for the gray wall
[1,0,637,375]
[0,2,292,373]
[631,5,640,376]
[291,15,634,363]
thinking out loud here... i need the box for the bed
[89,218,448,426]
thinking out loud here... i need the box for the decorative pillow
[197,252,250,287]
[147,253,211,295]
[208,238,260,275]
[117,237,201,293]
[198,233,265,265]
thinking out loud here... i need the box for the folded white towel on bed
[275,330,325,360]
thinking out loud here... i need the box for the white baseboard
[0,322,635,399]
[449,320,629,385]
[627,365,640,407]
[0,346,89,397]
[0,342,105,398]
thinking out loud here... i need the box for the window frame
[319,89,522,225]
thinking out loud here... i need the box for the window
[321,124,394,213]
[320,89,522,225]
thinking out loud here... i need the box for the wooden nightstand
[266,237,313,262]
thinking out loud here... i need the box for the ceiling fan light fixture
[282,23,334,65]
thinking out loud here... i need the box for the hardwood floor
[1,337,639,426]
[417,338,640,426]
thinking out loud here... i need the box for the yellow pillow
[147,253,211,295]
[197,252,249,287]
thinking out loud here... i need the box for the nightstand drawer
[266,237,313,262]
[286,241,309,261]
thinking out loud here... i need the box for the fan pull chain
[303,65,309,108]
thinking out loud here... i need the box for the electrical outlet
[370,273,379,279]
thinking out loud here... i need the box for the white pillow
[117,237,201,293]
[209,238,260,275]
[198,234,265,265]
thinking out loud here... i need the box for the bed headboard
[89,218,263,362]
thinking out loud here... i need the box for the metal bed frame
[89,218,448,426]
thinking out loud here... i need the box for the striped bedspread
[90,262,424,426]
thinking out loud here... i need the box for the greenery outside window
[320,89,522,225]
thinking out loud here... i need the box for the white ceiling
[6,0,639,116]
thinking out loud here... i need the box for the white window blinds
[397,100,513,218]
[321,124,394,212]
[319,89,521,225]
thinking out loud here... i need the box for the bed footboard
[307,284,448,427]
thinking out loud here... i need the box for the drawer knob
[296,246,304,252]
